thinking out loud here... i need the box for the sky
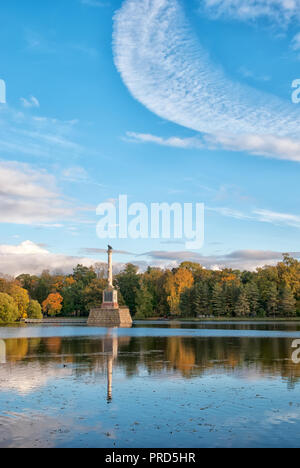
[1,0,300,276]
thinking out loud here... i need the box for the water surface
[0,321,300,448]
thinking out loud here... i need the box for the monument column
[108,246,113,288]
[87,245,133,327]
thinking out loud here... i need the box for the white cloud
[202,0,300,26]
[254,208,300,228]
[126,132,204,149]
[0,241,95,277]
[128,131,300,162]
[0,161,76,225]
[20,96,40,109]
[1,240,298,276]
[209,205,300,229]
[114,0,300,162]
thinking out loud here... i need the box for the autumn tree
[42,293,63,317]
[27,299,43,320]
[164,268,194,315]
[0,293,19,323]
[7,283,30,319]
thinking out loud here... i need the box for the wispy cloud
[0,105,83,160]
[114,0,300,162]
[254,209,300,228]
[127,131,300,162]
[20,96,40,109]
[209,205,300,229]
[201,0,300,26]
[125,132,204,149]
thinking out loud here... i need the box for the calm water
[1,321,300,448]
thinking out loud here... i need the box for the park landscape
[2,0,300,449]
[0,254,300,324]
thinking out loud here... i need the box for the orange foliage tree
[164,268,194,315]
[42,293,63,317]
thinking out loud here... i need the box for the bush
[27,299,43,319]
[0,293,19,323]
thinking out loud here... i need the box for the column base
[87,307,133,327]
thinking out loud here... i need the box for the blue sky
[1,0,300,276]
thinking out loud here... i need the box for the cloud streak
[114,0,300,161]
[201,0,300,26]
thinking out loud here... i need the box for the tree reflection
[2,334,300,390]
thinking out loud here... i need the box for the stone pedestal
[87,306,132,327]
[87,246,133,327]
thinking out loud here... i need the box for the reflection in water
[0,333,300,384]
[0,340,5,364]
[102,331,118,402]
[1,325,300,447]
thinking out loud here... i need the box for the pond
[0,321,300,448]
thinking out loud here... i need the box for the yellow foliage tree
[7,283,30,319]
[164,268,194,315]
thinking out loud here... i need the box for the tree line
[0,254,299,322]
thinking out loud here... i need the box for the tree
[278,285,296,316]
[116,264,140,315]
[27,300,43,320]
[179,287,194,317]
[0,293,19,323]
[266,284,278,317]
[73,265,97,286]
[135,283,154,318]
[42,293,63,317]
[34,270,54,304]
[193,282,210,316]
[8,284,30,319]
[164,268,194,315]
[211,283,223,317]
[234,289,250,317]
[84,278,107,308]
[245,281,260,316]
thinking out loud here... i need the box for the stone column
[108,247,113,288]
